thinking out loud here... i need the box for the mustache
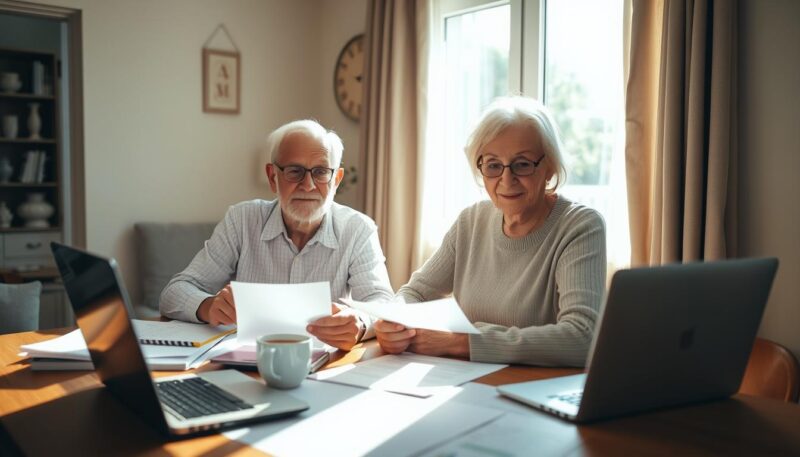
[289,194,323,202]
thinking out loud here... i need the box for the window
[544,0,629,271]
[422,0,629,271]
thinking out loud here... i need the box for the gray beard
[276,184,335,224]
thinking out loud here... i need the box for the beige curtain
[360,0,430,289]
[625,0,738,266]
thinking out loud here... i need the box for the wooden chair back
[739,337,800,402]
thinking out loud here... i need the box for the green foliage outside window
[546,66,613,186]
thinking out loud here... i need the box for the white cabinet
[2,231,60,268]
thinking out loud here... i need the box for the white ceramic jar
[17,192,54,228]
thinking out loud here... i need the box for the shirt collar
[260,201,339,250]
[261,203,287,242]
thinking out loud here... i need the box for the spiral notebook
[131,319,236,347]
[211,345,332,374]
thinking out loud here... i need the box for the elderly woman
[375,96,606,367]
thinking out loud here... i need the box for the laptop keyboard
[156,377,255,420]
[555,391,583,406]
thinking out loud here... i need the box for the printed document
[232,281,331,344]
[341,297,480,334]
[309,353,507,397]
[225,379,504,457]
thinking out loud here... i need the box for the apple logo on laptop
[679,327,695,350]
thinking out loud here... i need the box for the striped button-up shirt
[159,199,394,331]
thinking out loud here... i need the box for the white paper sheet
[19,329,88,360]
[422,382,579,456]
[421,411,579,457]
[224,379,504,457]
[450,382,550,414]
[308,353,507,397]
[341,297,481,334]
[232,281,331,344]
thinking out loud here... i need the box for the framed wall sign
[203,48,240,114]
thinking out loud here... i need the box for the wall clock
[334,34,364,121]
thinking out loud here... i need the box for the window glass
[544,0,629,269]
[425,4,510,246]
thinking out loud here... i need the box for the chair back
[134,222,217,312]
[739,337,800,402]
[0,281,42,334]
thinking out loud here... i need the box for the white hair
[266,119,344,168]
[464,96,567,193]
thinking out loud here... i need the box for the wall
[317,0,368,211]
[738,0,800,360]
[16,0,330,303]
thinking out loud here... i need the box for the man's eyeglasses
[477,155,545,178]
[274,164,336,184]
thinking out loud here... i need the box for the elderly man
[160,119,393,350]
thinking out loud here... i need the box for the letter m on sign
[215,63,230,100]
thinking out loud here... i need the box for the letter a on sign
[203,48,240,114]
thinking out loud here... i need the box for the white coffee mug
[256,334,312,389]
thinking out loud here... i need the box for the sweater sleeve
[396,221,457,303]
[468,213,606,367]
[159,206,242,322]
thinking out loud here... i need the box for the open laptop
[497,257,778,423]
[50,242,309,436]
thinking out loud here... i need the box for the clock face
[334,34,364,121]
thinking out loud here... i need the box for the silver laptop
[51,242,309,436]
[497,258,778,423]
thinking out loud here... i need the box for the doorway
[0,1,85,328]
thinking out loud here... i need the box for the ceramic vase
[27,103,41,140]
[17,192,54,228]
[2,115,18,139]
[0,157,13,183]
[0,72,22,93]
[0,202,13,228]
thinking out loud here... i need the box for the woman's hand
[375,319,416,354]
[409,329,470,358]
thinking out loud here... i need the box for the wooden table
[2,329,800,456]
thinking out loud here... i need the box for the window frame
[435,0,545,98]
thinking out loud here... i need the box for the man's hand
[408,329,470,358]
[374,319,416,354]
[196,284,236,325]
[307,303,364,351]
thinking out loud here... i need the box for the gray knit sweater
[398,195,606,367]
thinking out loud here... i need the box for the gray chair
[134,222,217,319]
[0,281,42,334]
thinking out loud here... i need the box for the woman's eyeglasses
[477,155,545,178]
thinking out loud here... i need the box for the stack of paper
[19,320,235,371]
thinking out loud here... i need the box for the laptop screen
[51,242,169,434]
